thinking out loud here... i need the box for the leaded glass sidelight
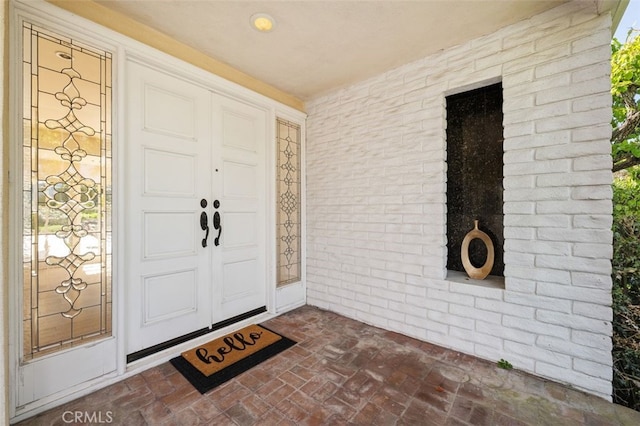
[276,119,301,287]
[22,23,112,360]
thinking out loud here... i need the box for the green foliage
[612,168,640,294]
[610,27,640,413]
[497,359,513,370]
[612,32,640,98]
[612,167,640,410]
[612,31,640,171]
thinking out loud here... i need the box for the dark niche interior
[446,83,504,277]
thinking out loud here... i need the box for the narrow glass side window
[276,119,301,287]
[22,22,112,360]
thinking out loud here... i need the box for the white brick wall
[305,1,613,400]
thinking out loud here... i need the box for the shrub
[612,166,640,410]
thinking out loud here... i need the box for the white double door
[125,61,268,354]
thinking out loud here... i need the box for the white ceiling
[94,0,597,101]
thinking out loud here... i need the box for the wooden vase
[461,220,494,280]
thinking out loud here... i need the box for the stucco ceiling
[94,0,603,101]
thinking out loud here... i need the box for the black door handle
[213,200,221,246]
[200,199,209,247]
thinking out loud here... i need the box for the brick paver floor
[16,305,640,425]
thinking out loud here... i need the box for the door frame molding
[7,0,306,422]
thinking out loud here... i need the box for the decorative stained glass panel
[276,119,301,287]
[22,22,112,360]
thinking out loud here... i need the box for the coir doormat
[170,324,296,394]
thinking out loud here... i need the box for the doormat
[170,324,296,394]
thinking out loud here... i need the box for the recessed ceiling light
[250,13,276,32]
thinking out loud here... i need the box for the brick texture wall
[305,1,613,399]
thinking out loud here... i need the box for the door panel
[212,95,267,322]
[143,85,199,139]
[18,339,117,406]
[223,212,257,247]
[222,110,258,152]
[223,161,258,197]
[125,61,212,354]
[223,259,259,301]
[143,149,197,196]
[142,269,198,324]
[143,211,197,258]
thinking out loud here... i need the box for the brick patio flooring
[16,305,640,425]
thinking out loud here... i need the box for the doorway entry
[124,61,268,358]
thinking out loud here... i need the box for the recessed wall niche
[446,83,504,278]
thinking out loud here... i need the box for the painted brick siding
[305,1,613,399]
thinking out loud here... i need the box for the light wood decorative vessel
[461,220,494,280]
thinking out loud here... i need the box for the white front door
[211,94,268,323]
[125,61,214,353]
[125,61,268,356]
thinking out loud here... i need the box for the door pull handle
[200,199,209,248]
[213,200,221,246]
